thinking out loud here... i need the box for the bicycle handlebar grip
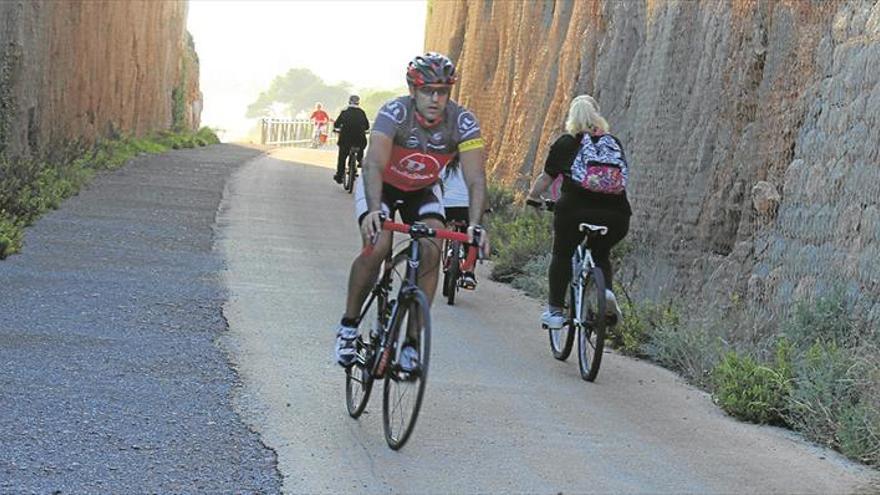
[525,198,543,209]
[360,213,390,257]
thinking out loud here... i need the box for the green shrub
[837,401,880,465]
[786,340,861,446]
[712,341,792,425]
[510,252,550,299]
[784,292,858,350]
[488,210,553,282]
[486,181,517,215]
[608,289,678,357]
[646,320,724,388]
[0,213,22,259]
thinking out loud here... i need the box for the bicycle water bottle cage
[579,223,608,237]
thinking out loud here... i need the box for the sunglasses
[416,86,452,98]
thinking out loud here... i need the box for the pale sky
[187,0,427,141]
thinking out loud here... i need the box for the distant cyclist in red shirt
[310,103,331,145]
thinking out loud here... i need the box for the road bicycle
[342,146,361,193]
[345,217,474,449]
[528,198,610,382]
[441,219,468,305]
[440,209,490,306]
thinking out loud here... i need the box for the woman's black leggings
[549,197,630,308]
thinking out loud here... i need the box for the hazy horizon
[187,0,427,142]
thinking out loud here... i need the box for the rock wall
[0,0,201,158]
[426,0,880,327]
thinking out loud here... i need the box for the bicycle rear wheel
[548,286,575,360]
[383,291,431,450]
[443,240,460,305]
[577,267,607,382]
[344,152,356,193]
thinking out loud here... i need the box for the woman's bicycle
[343,146,361,193]
[529,198,609,382]
[345,217,474,449]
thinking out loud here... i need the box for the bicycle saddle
[578,223,608,236]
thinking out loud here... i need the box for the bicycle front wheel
[383,291,431,450]
[344,152,356,193]
[577,267,607,382]
[345,336,374,418]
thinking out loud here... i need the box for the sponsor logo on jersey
[379,100,407,124]
[457,111,479,139]
[396,152,440,180]
[406,133,421,148]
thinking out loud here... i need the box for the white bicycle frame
[571,222,607,327]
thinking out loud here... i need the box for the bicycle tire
[548,285,575,360]
[344,151,356,193]
[443,240,461,306]
[382,290,431,450]
[345,337,374,418]
[347,250,407,417]
[577,266,607,382]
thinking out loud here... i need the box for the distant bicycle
[343,145,361,193]
[310,123,328,148]
[345,216,477,449]
[529,198,610,382]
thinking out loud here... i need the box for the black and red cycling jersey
[373,96,484,192]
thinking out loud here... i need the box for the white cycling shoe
[398,345,419,373]
[541,309,566,330]
[335,325,359,368]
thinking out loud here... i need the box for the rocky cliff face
[0,0,201,157]
[426,0,880,326]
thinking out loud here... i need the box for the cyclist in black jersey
[333,95,370,184]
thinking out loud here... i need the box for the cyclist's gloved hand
[361,211,384,244]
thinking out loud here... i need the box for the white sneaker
[398,344,419,373]
[335,325,359,367]
[541,309,565,330]
[605,289,623,324]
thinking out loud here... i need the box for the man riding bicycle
[310,102,331,146]
[333,95,370,184]
[335,52,488,369]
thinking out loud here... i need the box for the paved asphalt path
[0,145,281,493]
[220,148,878,494]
